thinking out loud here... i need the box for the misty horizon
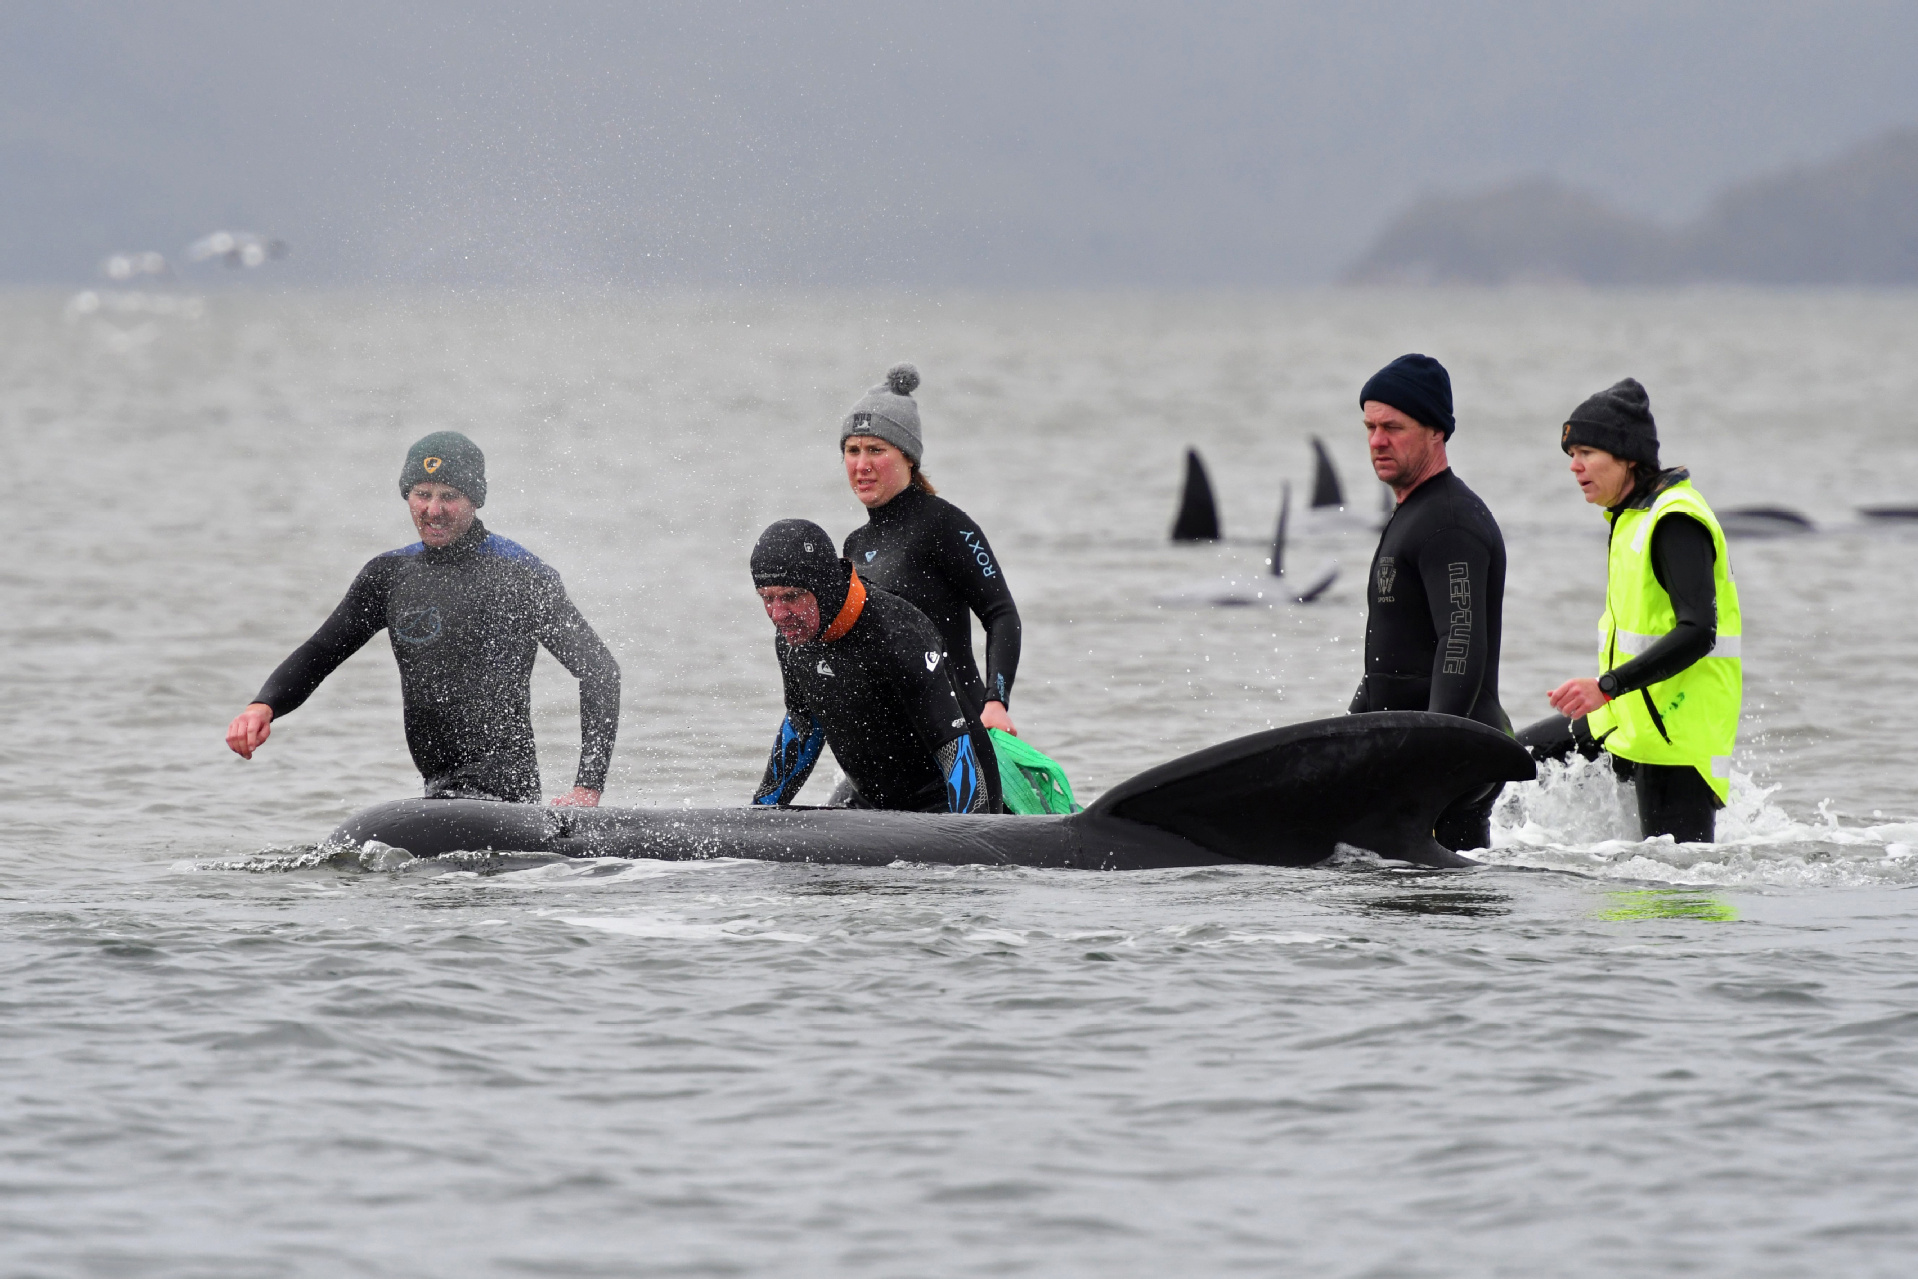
[9,2,1918,287]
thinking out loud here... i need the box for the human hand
[980,701,1017,736]
[226,703,274,759]
[1546,678,1609,719]
[551,787,602,808]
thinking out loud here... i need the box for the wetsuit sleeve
[1605,514,1718,696]
[252,562,389,717]
[531,580,622,793]
[938,518,1022,706]
[754,709,825,805]
[1418,527,1496,718]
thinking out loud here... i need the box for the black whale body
[328,712,1535,870]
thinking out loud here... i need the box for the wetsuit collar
[867,482,926,525]
[421,519,489,561]
[820,568,867,642]
[1393,466,1452,508]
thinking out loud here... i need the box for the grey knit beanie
[840,364,923,465]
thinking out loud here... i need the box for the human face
[1363,401,1446,496]
[1567,445,1636,507]
[758,585,822,644]
[844,435,913,509]
[407,482,477,548]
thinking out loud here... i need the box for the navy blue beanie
[1360,354,1455,439]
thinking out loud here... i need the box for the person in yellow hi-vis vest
[1516,378,1741,843]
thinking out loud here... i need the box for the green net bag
[989,729,1082,815]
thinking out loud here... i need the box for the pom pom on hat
[887,363,920,396]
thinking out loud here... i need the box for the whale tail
[1170,448,1221,541]
[1083,712,1534,867]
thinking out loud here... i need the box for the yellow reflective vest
[1583,480,1742,802]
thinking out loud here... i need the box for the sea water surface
[3,288,1917,1276]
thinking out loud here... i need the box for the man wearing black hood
[749,519,999,813]
[1350,354,1511,852]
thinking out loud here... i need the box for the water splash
[1484,755,1918,887]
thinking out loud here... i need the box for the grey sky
[7,1,1918,285]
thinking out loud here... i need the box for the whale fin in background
[1310,437,1344,509]
[1170,448,1221,541]
[1085,711,1534,867]
[1291,561,1337,603]
[1720,506,1814,537]
[1270,480,1291,577]
[1860,505,1918,522]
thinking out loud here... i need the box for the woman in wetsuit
[836,364,1022,735]
[1522,378,1743,843]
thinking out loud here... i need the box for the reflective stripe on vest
[1613,628,1742,659]
[1584,480,1743,803]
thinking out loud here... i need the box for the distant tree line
[1346,129,1918,285]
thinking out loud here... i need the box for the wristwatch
[1596,671,1621,701]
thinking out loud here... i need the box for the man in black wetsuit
[749,519,999,813]
[1350,354,1510,851]
[225,432,621,806]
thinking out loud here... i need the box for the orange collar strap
[821,569,866,643]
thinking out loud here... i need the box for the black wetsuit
[754,584,999,813]
[842,485,1020,716]
[1350,468,1509,851]
[1517,473,1721,842]
[255,521,621,802]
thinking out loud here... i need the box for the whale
[326,712,1535,871]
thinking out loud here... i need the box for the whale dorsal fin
[1310,436,1344,510]
[1170,447,1221,541]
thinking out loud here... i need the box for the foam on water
[1485,754,1918,887]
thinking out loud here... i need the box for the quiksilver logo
[864,550,876,562]
[816,659,834,676]
[925,651,940,671]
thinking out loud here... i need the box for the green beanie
[399,431,486,506]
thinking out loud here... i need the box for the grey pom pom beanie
[840,364,923,465]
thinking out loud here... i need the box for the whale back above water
[327,712,1535,871]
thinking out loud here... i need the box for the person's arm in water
[226,563,388,758]
[532,576,621,807]
[938,517,1022,735]
[1418,526,1496,718]
[1549,515,1717,717]
[754,703,826,806]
